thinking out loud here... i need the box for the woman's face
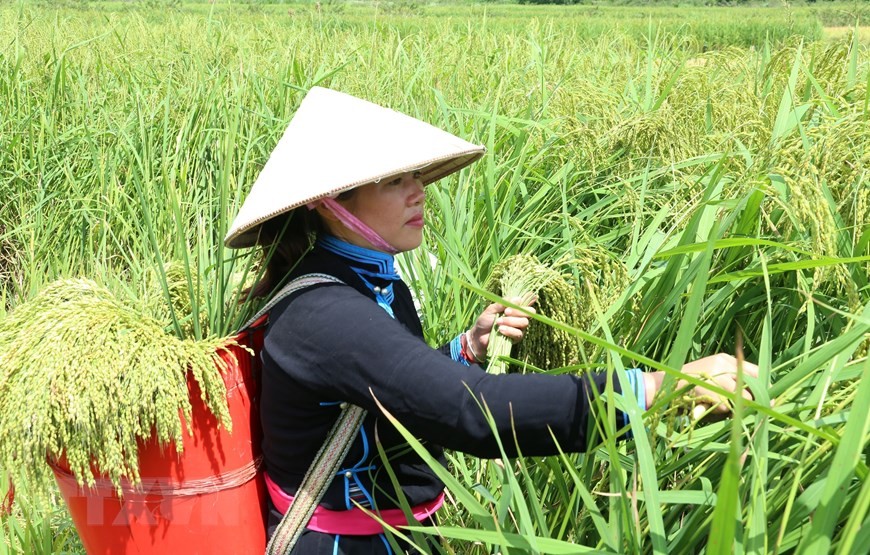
[324,171,426,253]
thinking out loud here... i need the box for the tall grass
[0,468,82,555]
[0,2,868,553]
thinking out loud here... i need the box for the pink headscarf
[307,198,399,255]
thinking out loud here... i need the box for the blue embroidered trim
[631,368,646,413]
[335,411,377,510]
[379,534,394,555]
[319,235,398,278]
[449,334,470,366]
[319,235,400,316]
[622,368,646,433]
[319,235,399,533]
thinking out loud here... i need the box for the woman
[225,87,757,554]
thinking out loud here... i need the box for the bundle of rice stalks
[570,244,638,344]
[770,111,870,307]
[761,39,854,103]
[0,225,19,310]
[486,254,581,374]
[0,278,234,492]
[142,261,209,339]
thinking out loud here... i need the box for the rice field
[1,1,869,554]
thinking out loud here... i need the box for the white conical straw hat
[225,87,485,248]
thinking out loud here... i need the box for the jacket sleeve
[265,284,624,458]
[436,340,456,360]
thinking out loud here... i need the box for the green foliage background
[1,1,869,553]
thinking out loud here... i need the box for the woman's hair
[243,208,325,299]
[243,190,356,299]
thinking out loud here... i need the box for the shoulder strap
[241,273,344,331]
[266,404,367,554]
[252,272,367,554]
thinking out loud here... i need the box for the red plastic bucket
[52,323,268,554]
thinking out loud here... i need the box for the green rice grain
[486,254,581,374]
[0,278,233,493]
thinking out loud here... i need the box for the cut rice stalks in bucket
[0,277,236,493]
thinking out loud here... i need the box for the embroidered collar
[318,235,400,317]
[318,235,399,280]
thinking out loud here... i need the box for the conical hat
[225,87,485,248]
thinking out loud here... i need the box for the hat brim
[224,148,484,249]
[224,87,486,249]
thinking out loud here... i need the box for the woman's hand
[466,297,536,363]
[643,354,759,419]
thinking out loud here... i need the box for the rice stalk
[1,4,868,553]
[486,254,580,374]
[0,278,234,493]
[770,111,869,303]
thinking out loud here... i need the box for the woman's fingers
[495,316,531,342]
[504,305,536,317]
[494,299,536,342]
[680,353,760,420]
[497,314,532,330]
[472,296,538,347]
[740,359,759,378]
[496,326,523,342]
[471,307,522,349]
[480,298,536,323]
[689,386,731,414]
[482,302,506,317]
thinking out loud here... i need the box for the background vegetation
[1,1,868,553]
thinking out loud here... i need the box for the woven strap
[265,404,367,554]
[241,273,367,555]
[242,273,344,331]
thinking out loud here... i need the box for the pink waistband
[264,472,444,536]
